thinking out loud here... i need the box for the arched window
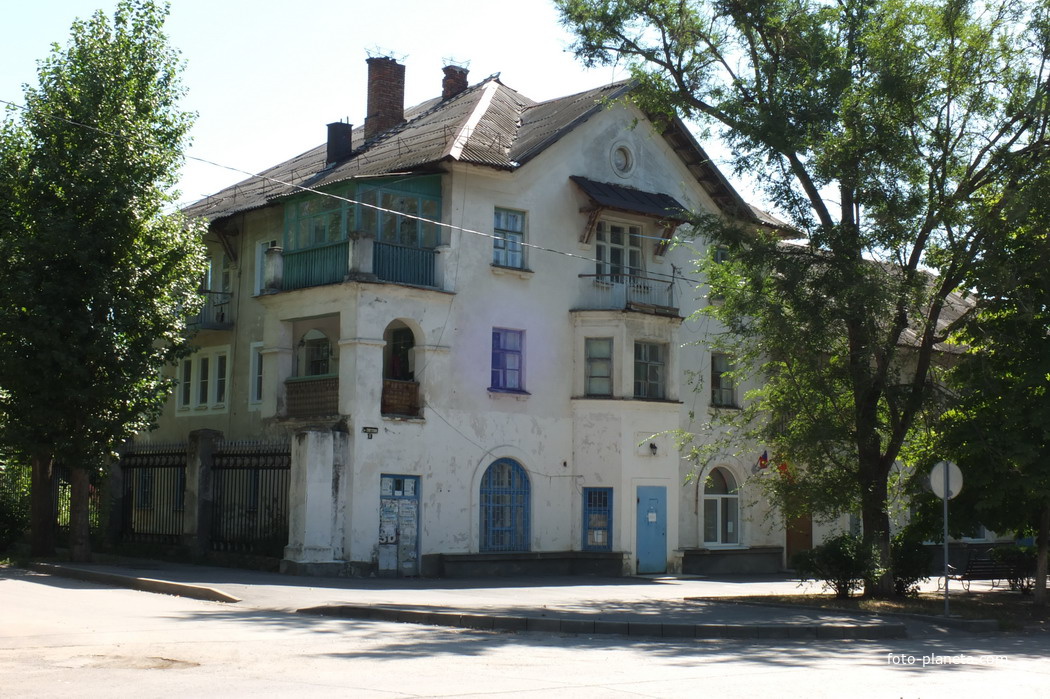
[480,459,530,552]
[703,467,739,545]
[298,329,332,376]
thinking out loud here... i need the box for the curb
[27,563,242,604]
[297,604,907,640]
[685,597,1000,634]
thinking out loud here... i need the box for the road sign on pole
[930,460,963,617]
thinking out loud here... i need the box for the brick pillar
[364,56,405,141]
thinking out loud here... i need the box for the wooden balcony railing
[284,375,339,418]
[381,378,421,417]
[374,242,437,288]
[282,241,349,291]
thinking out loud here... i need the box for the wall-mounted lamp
[649,442,658,455]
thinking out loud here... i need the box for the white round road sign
[930,460,963,500]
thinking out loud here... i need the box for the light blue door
[636,486,667,574]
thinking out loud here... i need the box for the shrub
[990,545,1036,594]
[793,532,874,599]
[891,531,932,597]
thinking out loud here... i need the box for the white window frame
[703,467,740,546]
[249,341,264,409]
[176,345,231,415]
[633,341,666,400]
[711,353,736,408]
[595,220,643,282]
[584,337,613,397]
[493,208,526,269]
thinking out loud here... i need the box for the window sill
[488,387,531,400]
[490,264,533,279]
[709,404,741,412]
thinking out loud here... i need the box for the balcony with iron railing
[284,375,339,418]
[189,290,234,330]
[575,274,678,315]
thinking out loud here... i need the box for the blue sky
[2,1,756,210]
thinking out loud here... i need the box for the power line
[0,96,715,288]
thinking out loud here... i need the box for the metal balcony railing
[189,290,234,330]
[282,241,350,291]
[576,274,677,314]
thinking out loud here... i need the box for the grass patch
[711,591,1050,631]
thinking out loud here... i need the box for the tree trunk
[29,453,56,557]
[860,471,894,598]
[69,467,92,562]
[1034,501,1049,607]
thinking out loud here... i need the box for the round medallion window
[611,143,635,177]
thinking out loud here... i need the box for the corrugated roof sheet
[184,75,760,227]
[570,176,687,220]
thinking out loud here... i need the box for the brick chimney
[364,56,405,141]
[326,121,353,165]
[442,64,469,100]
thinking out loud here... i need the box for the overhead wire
[0,95,715,287]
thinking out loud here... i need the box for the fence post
[185,429,222,556]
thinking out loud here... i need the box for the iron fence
[210,441,290,556]
[119,445,187,545]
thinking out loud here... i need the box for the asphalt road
[2,566,1049,698]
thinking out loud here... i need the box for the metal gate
[210,442,290,556]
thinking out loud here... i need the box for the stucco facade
[143,59,789,576]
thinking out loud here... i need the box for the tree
[938,153,1050,605]
[0,0,206,560]
[558,0,1050,595]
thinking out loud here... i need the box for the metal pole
[943,463,950,617]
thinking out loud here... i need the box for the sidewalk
[26,558,996,641]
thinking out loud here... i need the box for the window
[634,342,666,400]
[178,359,192,408]
[491,328,524,391]
[703,467,739,545]
[585,338,613,397]
[214,353,228,404]
[595,221,643,282]
[197,357,210,406]
[493,208,525,269]
[711,353,736,407]
[249,342,264,406]
[583,487,613,551]
[299,330,332,377]
[176,346,231,414]
[480,458,530,552]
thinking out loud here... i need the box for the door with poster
[378,475,420,577]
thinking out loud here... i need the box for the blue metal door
[636,486,667,574]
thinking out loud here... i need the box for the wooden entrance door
[785,514,813,567]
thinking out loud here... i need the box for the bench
[940,556,1018,592]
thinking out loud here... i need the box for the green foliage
[891,530,932,597]
[0,1,206,554]
[558,0,1050,596]
[0,460,31,551]
[793,533,876,599]
[989,546,1036,594]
